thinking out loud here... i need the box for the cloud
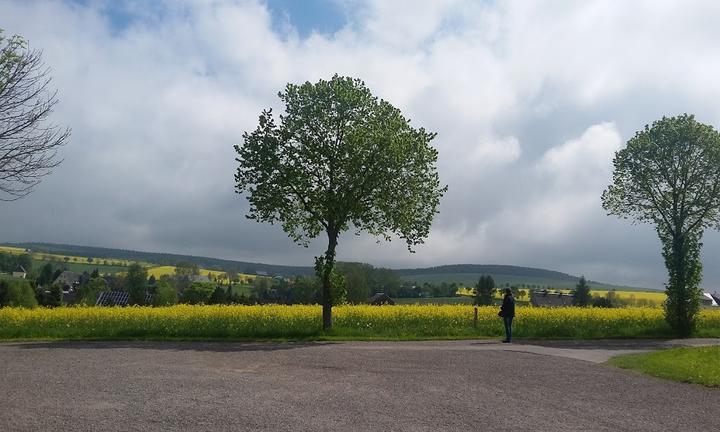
[2,0,720,288]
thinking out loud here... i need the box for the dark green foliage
[37,262,54,286]
[153,279,178,306]
[250,277,272,301]
[334,262,401,303]
[592,296,614,308]
[474,275,496,306]
[292,276,320,304]
[602,114,720,336]
[126,263,148,305]
[74,278,106,306]
[90,268,99,279]
[182,282,215,305]
[0,279,37,308]
[329,271,347,306]
[16,254,32,272]
[572,276,592,306]
[0,252,32,274]
[235,75,446,328]
[35,283,63,307]
[209,286,228,304]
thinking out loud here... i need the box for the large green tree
[602,114,720,336]
[235,75,446,328]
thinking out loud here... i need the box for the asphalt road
[1,340,719,432]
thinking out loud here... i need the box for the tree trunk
[321,230,338,330]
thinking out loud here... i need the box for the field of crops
[1,305,719,340]
[145,265,257,281]
[0,245,138,267]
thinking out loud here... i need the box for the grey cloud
[2,0,720,289]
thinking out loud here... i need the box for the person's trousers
[503,316,513,341]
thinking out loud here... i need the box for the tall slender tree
[572,276,591,306]
[236,75,446,328]
[602,114,720,336]
[475,275,496,306]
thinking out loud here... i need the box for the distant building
[530,290,573,307]
[255,271,268,277]
[12,265,26,279]
[702,292,719,307]
[369,293,395,305]
[711,292,720,306]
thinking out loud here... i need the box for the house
[12,265,26,279]
[530,290,574,307]
[702,292,719,307]
[255,271,269,277]
[711,292,720,306]
[369,292,395,305]
[54,271,81,291]
[96,290,153,306]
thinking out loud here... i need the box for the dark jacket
[500,294,515,318]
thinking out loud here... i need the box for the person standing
[499,288,515,343]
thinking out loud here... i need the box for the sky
[2,0,720,289]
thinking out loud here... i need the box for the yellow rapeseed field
[1,305,719,340]
[145,266,257,281]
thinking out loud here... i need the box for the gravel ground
[1,340,718,432]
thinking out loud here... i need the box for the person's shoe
[502,340,511,343]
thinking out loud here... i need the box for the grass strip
[607,346,720,387]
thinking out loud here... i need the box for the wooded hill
[4,242,650,290]
[394,264,647,291]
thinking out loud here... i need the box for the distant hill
[3,242,653,291]
[394,264,652,291]
[6,242,316,276]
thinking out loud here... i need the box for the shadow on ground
[8,340,336,353]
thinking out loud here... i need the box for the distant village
[1,249,719,308]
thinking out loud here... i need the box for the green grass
[607,346,720,387]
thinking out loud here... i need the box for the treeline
[395,264,581,281]
[0,252,33,275]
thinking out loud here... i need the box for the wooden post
[473,306,478,328]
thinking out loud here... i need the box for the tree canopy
[602,114,720,336]
[235,75,446,328]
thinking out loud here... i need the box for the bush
[209,286,229,305]
[153,280,178,306]
[182,282,215,305]
[74,278,106,306]
[0,279,38,308]
[35,283,63,307]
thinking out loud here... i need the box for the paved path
[1,339,719,431]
